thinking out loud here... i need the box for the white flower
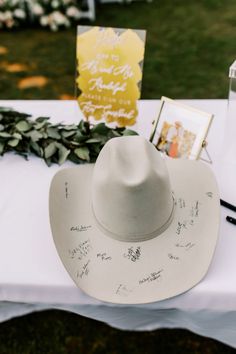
[4,11,13,20]
[64,19,70,28]
[51,11,67,25]
[50,22,58,31]
[32,4,44,16]
[52,0,59,8]
[0,12,5,21]
[40,15,49,26]
[66,6,80,19]
[13,9,26,19]
[6,18,14,28]
[11,0,21,6]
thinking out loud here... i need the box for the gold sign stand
[76,26,146,127]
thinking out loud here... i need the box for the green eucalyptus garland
[0,107,138,166]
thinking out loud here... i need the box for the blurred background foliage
[1,309,236,354]
[0,0,236,353]
[0,0,235,100]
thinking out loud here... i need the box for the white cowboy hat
[49,136,220,304]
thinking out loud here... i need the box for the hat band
[92,195,175,243]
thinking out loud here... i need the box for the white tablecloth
[1,99,236,348]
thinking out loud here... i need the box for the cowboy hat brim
[49,158,220,304]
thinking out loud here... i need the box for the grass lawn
[0,0,235,100]
[0,0,236,353]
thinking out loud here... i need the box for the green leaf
[86,138,101,144]
[0,142,5,155]
[122,129,138,136]
[8,138,19,147]
[14,150,28,160]
[61,130,76,138]
[44,142,57,159]
[73,132,88,143]
[42,132,48,139]
[91,123,110,135]
[74,146,90,162]
[74,130,83,137]
[62,124,78,131]
[30,141,43,157]
[45,157,52,167]
[112,130,122,137]
[56,143,70,165]
[35,121,48,130]
[94,135,108,145]
[78,120,91,135]
[36,117,50,123]
[78,120,87,131]
[0,107,10,112]
[90,143,102,155]
[25,130,43,142]
[16,120,31,132]
[0,132,11,138]
[69,140,80,146]
[68,153,83,164]
[13,132,22,140]
[47,127,61,140]
[0,106,140,166]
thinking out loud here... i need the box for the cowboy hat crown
[92,136,174,241]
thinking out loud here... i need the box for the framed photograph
[150,97,213,160]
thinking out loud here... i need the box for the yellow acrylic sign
[76,26,146,127]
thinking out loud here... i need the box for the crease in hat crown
[92,136,175,242]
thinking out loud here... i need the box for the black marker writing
[115,284,133,297]
[206,192,213,198]
[139,269,163,285]
[175,242,195,251]
[178,198,186,209]
[97,252,112,261]
[168,253,179,261]
[68,239,92,260]
[123,246,141,262]
[65,181,69,199]
[70,225,92,232]
[190,201,200,217]
[77,260,90,279]
[176,221,188,235]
